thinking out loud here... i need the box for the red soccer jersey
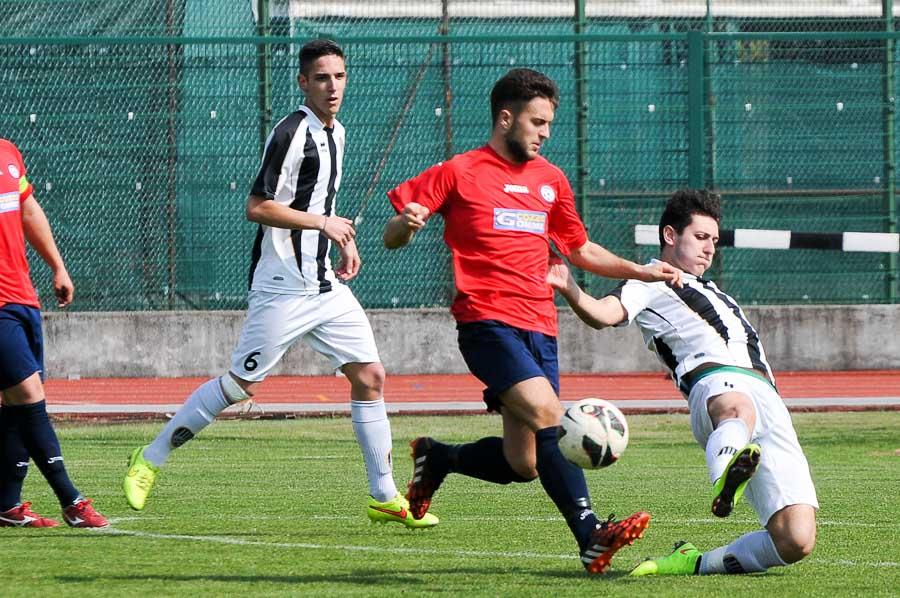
[0,139,39,308]
[388,145,588,336]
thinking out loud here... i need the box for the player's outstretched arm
[21,195,73,307]
[383,202,430,249]
[567,241,682,287]
[547,257,627,329]
[246,195,355,247]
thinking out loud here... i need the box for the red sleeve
[548,171,588,255]
[387,160,456,215]
[6,142,33,203]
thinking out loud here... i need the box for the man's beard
[503,127,532,163]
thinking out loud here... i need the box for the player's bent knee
[770,512,817,564]
[344,362,386,394]
[773,529,816,564]
[534,402,564,429]
[220,374,251,404]
[0,372,45,406]
[707,392,756,427]
[511,462,538,481]
[504,452,538,481]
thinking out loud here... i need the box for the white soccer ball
[558,398,629,469]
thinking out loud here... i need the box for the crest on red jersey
[540,184,555,203]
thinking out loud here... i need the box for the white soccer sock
[143,378,231,467]
[700,530,787,574]
[351,398,398,503]
[705,417,751,484]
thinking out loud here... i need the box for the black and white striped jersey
[247,105,343,294]
[609,260,775,393]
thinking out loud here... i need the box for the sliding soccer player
[549,189,818,576]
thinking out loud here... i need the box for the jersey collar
[649,258,709,284]
[299,105,338,131]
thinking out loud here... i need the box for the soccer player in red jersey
[0,138,108,528]
[382,69,682,573]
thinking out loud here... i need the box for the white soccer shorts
[688,371,820,526]
[229,285,381,382]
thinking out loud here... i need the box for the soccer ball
[558,398,629,469]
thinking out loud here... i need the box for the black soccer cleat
[405,437,448,520]
[712,443,761,518]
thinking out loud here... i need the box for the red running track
[43,370,900,405]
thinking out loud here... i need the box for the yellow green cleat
[630,541,702,576]
[367,494,438,529]
[123,445,159,511]
[712,443,761,518]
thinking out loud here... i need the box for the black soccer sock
[0,406,30,511]
[535,426,600,551]
[446,437,532,484]
[8,401,80,507]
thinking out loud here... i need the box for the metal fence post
[573,0,591,291]
[687,31,705,188]
[884,0,898,301]
[704,0,717,190]
[441,0,453,160]
[574,0,589,219]
[256,0,272,157]
[165,0,178,308]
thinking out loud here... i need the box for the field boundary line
[100,524,898,567]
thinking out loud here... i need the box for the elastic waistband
[681,365,775,395]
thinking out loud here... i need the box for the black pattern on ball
[581,435,607,468]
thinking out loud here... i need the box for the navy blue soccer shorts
[457,319,560,413]
[0,303,45,391]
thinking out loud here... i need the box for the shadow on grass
[54,569,440,586]
[535,569,634,581]
[54,565,644,587]
[7,530,273,542]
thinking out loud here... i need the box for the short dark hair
[658,189,722,250]
[299,39,344,76]
[490,68,560,125]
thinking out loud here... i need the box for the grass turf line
[2,412,898,597]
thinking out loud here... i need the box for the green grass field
[3,412,899,597]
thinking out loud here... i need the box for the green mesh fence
[1,0,898,310]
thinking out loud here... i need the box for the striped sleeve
[250,123,295,200]
[607,279,655,326]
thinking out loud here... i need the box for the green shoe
[123,445,159,511]
[712,443,761,518]
[630,541,701,576]
[367,494,439,529]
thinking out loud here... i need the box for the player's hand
[53,267,74,308]
[402,202,429,231]
[321,215,356,247]
[546,256,575,292]
[637,261,683,288]
[336,240,361,282]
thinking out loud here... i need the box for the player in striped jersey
[549,189,818,576]
[122,40,437,529]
